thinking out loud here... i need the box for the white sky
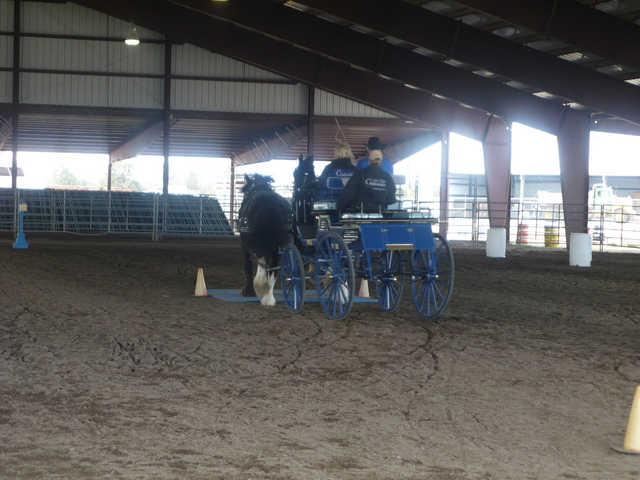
[1,122,639,190]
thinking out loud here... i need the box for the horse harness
[237,188,293,235]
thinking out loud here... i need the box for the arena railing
[0,189,233,239]
[374,197,639,250]
[2,188,639,249]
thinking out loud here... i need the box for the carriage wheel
[374,250,405,313]
[410,233,454,318]
[314,231,355,320]
[280,243,306,314]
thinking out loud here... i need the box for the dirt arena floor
[1,233,640,480]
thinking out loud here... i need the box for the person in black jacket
[317,143,357,189]
[336,149,397,213]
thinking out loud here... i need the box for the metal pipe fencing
[3,188,640,249]
[0,189,233,239]
[426,198,640,250]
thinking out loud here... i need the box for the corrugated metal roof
[2,0,640,166]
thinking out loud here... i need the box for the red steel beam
[166,0,591,134]
[293,0,640,127]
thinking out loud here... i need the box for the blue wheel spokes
[374,250,404,312]
[411,235,454,318]
[315,232,354,320]
[281,244,305,314]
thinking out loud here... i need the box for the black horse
[237,173,292,306]
[292,154,317,226]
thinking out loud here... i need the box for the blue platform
[207,289,376,303]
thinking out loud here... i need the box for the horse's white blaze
[254,259,277,306]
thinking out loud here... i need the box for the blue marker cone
[13,201,29,249]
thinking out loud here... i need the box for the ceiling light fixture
[125,23,140,46]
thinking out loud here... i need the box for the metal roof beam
[232,125,308,165]
[0,116,12,150]
[453,0,640,72]
[69,0,498,141]
[293,0,640,126]
[9,104,309,125]
[109,120,164,163]
[591,117,640,136]
[315,60,492,140]
[384,131,443,161]
[160,0,589,134]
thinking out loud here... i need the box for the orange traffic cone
[612,385,640,454]
[194,268,209,297]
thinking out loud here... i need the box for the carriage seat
[312,174,353,211]
[386,174,406,211]
[312,173,409,219]
[336,174,429,220]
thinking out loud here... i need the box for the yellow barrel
[544,226,559,247]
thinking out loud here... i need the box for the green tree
[185,171,200,191]
[50,166,86,187]
[107,162,142,191]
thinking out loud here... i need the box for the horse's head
[242,173,275,194]
[293,154,316,191]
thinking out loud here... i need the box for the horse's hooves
[261,296,276,307]
[242,288,256,297]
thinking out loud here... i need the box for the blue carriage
[280,174,454,320]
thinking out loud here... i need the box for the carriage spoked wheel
[314,231,355,320]
[374,250,405,313]
[280,243,306,314]
[410,233,454,318]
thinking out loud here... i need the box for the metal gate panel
[0,189,233,236]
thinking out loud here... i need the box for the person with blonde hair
[333,143,355,163]
[317,142,357,189]
[337,148,397,213]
